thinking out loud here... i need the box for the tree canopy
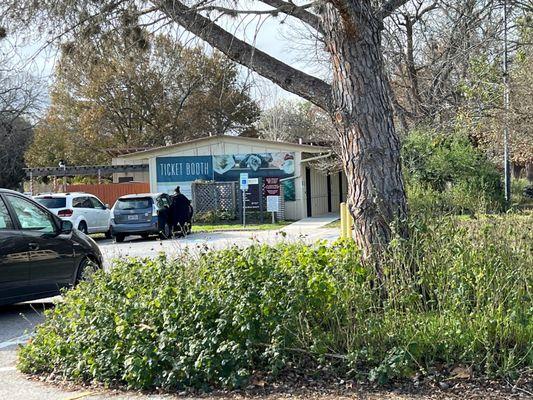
[0,36,41,188]
[0,117,33,189]
[26,31,260,167]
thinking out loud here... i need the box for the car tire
[105,229,112,239]
[159,223,171,240]
[75,257,99,285]
[78,221,88,235]
[141,233,150,239]
[115,233,125,243]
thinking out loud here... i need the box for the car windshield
[116,197,152,210]
[35,197,67,209]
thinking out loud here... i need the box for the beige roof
[115,135,330,159]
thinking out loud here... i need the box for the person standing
[170,186,191,235]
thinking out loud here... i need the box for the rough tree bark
[322,2,408,270]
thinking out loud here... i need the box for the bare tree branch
[156,0,332,111]
[378,0,411,20]
[258,0,323,34]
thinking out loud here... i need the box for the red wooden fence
[66,182,151,207]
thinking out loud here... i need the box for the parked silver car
[110,193,171,242]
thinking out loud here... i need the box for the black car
[0,189,103,306]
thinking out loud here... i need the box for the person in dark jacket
[170,186,192,235]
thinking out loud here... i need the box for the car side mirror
[60,220,73,234]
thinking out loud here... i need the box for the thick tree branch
[194,6,284,16]
[378,0,411,20]
[156,0,332,111]
[258,0,323,34]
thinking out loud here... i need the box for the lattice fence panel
[192,181,237,214]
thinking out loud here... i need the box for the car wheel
[115,233,125,243]
[141,233,150,239]
[75,257,99,284]
[105,229,112,239]
[78,221,88,235]
[159,223,171,240]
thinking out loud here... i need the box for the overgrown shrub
[19,217,532,390]
[193,209,236,223]
[403,129,504,214]
[511,179,533,210]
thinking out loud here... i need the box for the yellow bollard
[340,202,347,238]
[340,202,354,240]
[348,207,354,239]
[341,202,352,239]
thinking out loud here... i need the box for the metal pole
[242,189,246,228]
[503,0,511,203]
[29,170,33,195]
[62,164,67,192]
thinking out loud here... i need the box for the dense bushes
[19,217,532,390]
[511,179,533,210]
[403,130,504,214]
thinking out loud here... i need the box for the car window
[116,197,153,210]
[89,197,105,209]
[5,195,55,233]
[0,197,14,230]
[73,197,94,208]
[35,197,67,208]
[82,198,94,208]
[72,197,85,208]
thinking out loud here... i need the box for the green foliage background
[402,129,504,215]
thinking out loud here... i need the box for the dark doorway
[338,172,343,203]
[306,167,312,217]
[327,174,332,212]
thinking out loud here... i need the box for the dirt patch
[27,370,532,399]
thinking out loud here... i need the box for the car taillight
[58,209,73,217]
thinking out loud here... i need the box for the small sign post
[266,195,280,223]
[264,178,281,224]
[240,173,249,227]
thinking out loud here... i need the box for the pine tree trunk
[322,3,408,274]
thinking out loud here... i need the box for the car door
[157,194,171,228]
[4,194,75,295]
[0,196,31,303]
[89,196,110,232]
[73,196,96,232]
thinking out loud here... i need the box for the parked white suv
[34,192,111,237]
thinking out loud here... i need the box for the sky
[2,2,329,113]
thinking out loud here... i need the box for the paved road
[99,226,340,268]
[0,218,339,399]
